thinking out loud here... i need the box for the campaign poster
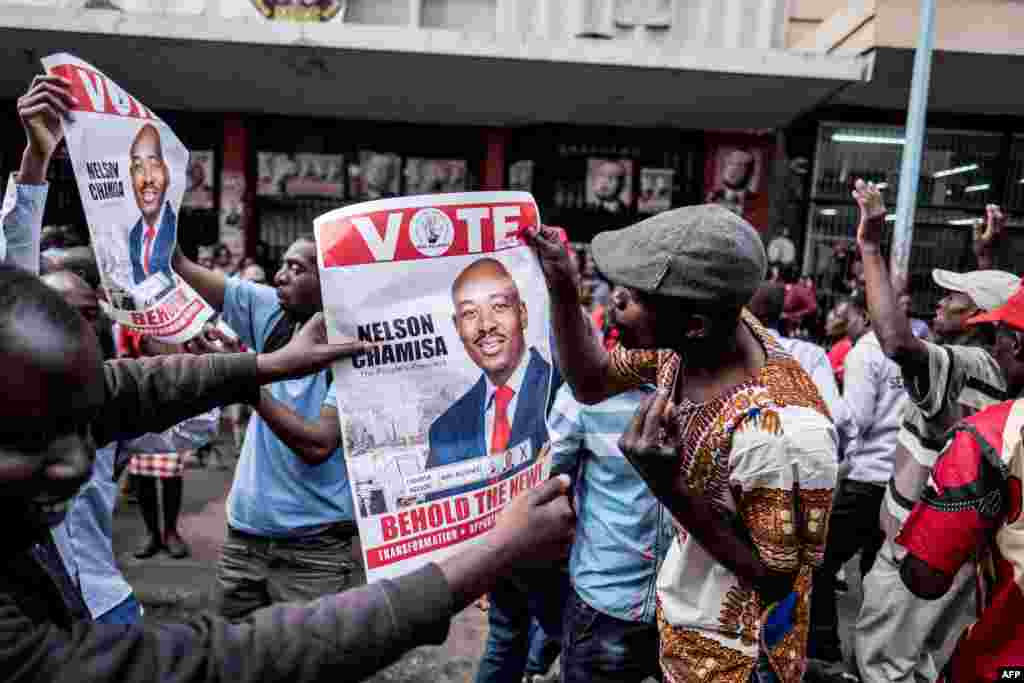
[183,150,215,209]
[638,168,673,214]
[349,151,402,201]
[704,133,772,231]
[315,192,553,581]
[42,53,215,342]
[405,159,469,195]
[258,152,345,198]
[585,158,633,213]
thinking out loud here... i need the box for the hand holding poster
[315,192,553,581]
[41,54,216,342]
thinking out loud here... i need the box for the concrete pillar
[220,116,253,264]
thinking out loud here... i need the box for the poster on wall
[258,152,345,198]
[508,160,534,192]
[220,170,246,271]
[405,159,469,195]
[585,158,633,213]
[314,191,553,581]
[704,135,772,231]
[41,53,216,342]
[349,151,402,201]
[183,150,215,210]
[637,168,674,214]
[250,0,345,22]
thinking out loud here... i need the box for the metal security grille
[805,122,1014,321]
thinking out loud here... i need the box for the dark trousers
[475,570,570,683]
[809,478,886,662]
[217,524,364,621]
[560,590,662,683]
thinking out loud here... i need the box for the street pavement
[112,446,861,682]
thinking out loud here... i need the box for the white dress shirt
[843,331,907,484]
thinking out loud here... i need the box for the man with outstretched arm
[174,230,368,617]
[524,206,838,683]
[0,262,577,682]
[851,179,1024,683]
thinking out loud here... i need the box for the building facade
[0,0,867,268]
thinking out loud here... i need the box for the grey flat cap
[591,204,767,307]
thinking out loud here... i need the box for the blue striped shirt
[548,384,674,623]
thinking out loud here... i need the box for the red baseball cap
[967,285,1024,332]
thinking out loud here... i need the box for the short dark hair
[0,264,84,352]
[748,282,786,328]
[842,291,868,314]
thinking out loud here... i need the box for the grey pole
[890,0,937,282]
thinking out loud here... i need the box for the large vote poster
[315,192,554,581]
[42,53,215,342]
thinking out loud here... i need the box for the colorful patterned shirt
[606,311,838,683]
[897,399,1024,682]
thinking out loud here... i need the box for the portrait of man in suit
[127,123,177,287]
[426,258,551,473]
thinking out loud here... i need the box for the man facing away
[524,204,838,683]
[748,281,859,463]
[852,179,1023,683]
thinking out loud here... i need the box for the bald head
[130,124,169,226]
[452,258,528,386]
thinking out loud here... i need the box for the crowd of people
[2,72,1023,683]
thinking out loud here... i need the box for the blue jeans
[95,594,143,625]
[560,590,661,683]
[475,570,569,683]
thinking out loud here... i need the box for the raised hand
[520,223,577,285]
[18,74,75,164]
[853,179,886,250]
[973,204,1005,268]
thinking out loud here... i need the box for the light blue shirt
[51,443,132,619]
[223,277,354,537]
[0,174,47,274]
[548,385,674,623]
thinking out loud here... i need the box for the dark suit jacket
[128,201,177,285]
[425,348,552,490]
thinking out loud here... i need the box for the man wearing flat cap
[524,205,838,683]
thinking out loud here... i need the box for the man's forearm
[1,171,47,274]
[24,563,454,683]
[94,353,260,448]
[861,236,914,356]
[18,146,49,185]
[257,390,338,465]
[549,272,611,403]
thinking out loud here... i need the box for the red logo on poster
[251,0,343,21]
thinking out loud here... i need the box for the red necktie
[142,225,156,276]
[491,385,514,454]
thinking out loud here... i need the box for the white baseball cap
[932,269,1021,312]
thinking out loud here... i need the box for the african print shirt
[607,311,839,683]
[897,399,1024,683]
